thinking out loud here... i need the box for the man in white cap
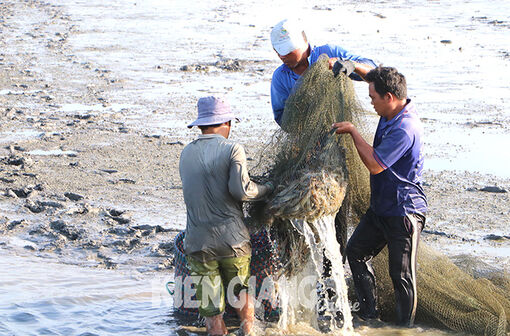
[179,96,273,336]
[270,19,376,324]
[270,19,376,125]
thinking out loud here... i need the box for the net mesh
[251,56,510,335]
[250,55,370,276]
[373,245,510,335]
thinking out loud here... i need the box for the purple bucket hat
[187,96,239,128]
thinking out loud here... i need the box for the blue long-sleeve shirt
[270,44,376,125]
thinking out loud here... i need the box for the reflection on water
[0,250,175,335]
[0,250,465,335]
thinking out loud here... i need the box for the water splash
[276,214,354,334]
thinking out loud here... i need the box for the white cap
[270,19,308,56]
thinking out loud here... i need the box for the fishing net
[249,55,370,277]
[250,56,510,335]
[373,245,510,335]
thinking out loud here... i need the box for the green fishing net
[250,56,510,335]
[249,55,369,276]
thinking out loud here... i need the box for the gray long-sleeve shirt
[179,134,270,262]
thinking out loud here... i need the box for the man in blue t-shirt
[332,67,427,327]
[270,19,377,267]
[270,19,376,125]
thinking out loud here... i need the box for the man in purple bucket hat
[180,96,273,336]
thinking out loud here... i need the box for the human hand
[328,57,339,70]
[331,122,355,134]
[332,60,355,77]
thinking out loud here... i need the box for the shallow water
[0,250,176,336]
[0,249,464,335]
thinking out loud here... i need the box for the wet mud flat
[0,0,509,334]
[1,0,509,278]
[0,0,185,271]
[0,0,277,272]
[421,170,510,272]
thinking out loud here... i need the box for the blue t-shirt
[270,44,376,125]
[370,99,427,217]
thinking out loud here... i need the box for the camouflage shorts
[186,255,251,317]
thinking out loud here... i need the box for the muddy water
[0,251,462,336]
[0,250,179,335]
[1,0,509,335]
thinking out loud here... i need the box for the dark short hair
[198,120,230,131]
[365,66,407,100]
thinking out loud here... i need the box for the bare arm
[332,122,384,175]
[352,61,373,81]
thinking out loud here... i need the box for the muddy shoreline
[0,0,184,271]
[1,0,509,275]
